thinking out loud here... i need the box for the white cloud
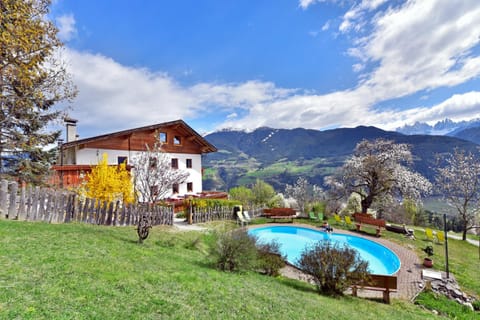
[62,0,480,137]
[321,21,330,31]
[356,0,480,98]
[221,0,480,131]
[299,0,318,10]
[339,0,388,33]
[352,63,364,72]
[56,14,77,41]
[227,112,238,119]
[394,91,480,127]
[63,49,296,136]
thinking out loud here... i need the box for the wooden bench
[351,274,397,304]
[263,208,297,223]
[353,213,386,237]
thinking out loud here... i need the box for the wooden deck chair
[308,212,318,220]
[344,216,353,229]
[334,214,344,225]
[425,228,434,241]
[435,231,445,244]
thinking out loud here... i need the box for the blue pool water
[248,226,400,275]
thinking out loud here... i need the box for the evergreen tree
[0,0,76,184]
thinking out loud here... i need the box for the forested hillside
[202,126,480,191]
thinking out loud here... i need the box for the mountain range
[202,124,480,192]
[396,118,480,144]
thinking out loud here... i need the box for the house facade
[52,119,217,199]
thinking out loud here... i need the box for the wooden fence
[0,180,173,226]
[190,205,264,224]
[191,205,235,224]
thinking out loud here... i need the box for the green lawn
[0,220,474,319]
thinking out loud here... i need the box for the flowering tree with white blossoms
[327,139,432,214]
[435,148,480,241]
[285,177,324,214]
[132,142,189,203]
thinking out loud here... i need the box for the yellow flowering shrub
[85,154,134,204]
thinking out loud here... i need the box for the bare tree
[435,148,480,240]
[132,143,189,203]
[326,139,432,214]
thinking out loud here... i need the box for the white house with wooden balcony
[52,119,218,200]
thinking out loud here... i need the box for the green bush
[297,241,369,296]
[175,211,186,219]
[257,240,286,276]
[209,228,259,272]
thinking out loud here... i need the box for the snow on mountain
[396,118,480,136]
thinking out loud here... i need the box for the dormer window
[173,135,181,145]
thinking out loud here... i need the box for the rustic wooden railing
[188,205,265,224]
[0,180,173,226]
[190,205,235,224]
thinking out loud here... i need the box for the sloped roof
[61,119,217,153]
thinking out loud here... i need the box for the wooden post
[17,186,26,220]
[106,201,114,226]
[45,192,54,223]
[8,181,18,219]
[25,185,33,220]
[31,186,40,221]
[0,180,8,218]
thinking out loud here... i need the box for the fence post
[0,180,8,219]
[31,186,40,221]
[25,185,33,220]
[17,185,26,220]
[8,181,18,219]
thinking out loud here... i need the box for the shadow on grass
[278,277,318,294]
[192,260,216,270]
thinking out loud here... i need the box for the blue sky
[50,0,480,138]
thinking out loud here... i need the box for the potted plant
[423,245,434,267]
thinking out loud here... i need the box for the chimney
[65,117,78,142]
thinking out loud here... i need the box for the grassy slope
[0,220,445,320]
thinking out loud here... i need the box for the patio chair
[435,231,445,244]
[308,212,318,220]
[345,216,353,229]
[334,214,344,225]
[317,212,324,221]
[243,211,252,222]
[236,211,249,226]
[425,228,434,241]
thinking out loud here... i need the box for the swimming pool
[248,226,400,275]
